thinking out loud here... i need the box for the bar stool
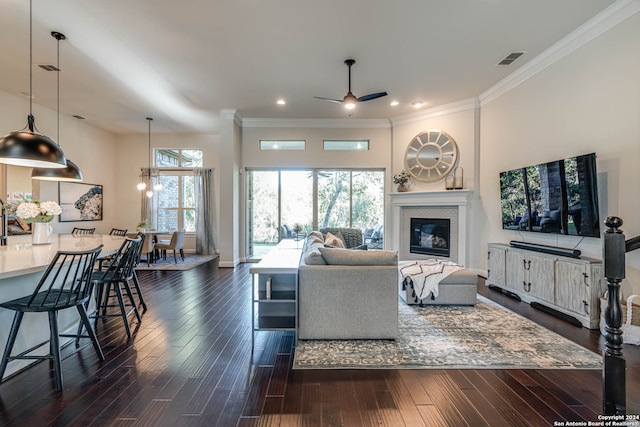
[0,245,104,391]
[127,232,148,312]
[90,237,142,339]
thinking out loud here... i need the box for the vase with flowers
[15,201,62,245]
[393,170,410,192]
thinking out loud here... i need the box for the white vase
[32,222,53,245]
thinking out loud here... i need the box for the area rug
[293,296,602,370]
[134,254,218,271]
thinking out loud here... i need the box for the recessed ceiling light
[390,101,399,107]
[276,99,286,105]
[411,101,425,108]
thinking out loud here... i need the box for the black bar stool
[0,245,104,391]
[130,232,148,312]
[90,237,142,339]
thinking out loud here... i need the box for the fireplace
[410,218,450,257]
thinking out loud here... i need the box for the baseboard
[509,240,581,258]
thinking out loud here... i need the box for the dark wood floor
[0,260,638,426]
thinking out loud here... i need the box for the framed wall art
[59,182,103,222]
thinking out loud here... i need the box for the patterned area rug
[293,296,602,369]
[135,254,219,271]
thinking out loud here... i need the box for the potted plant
[15,200,62,244]
[393,170,410,192]
[137,219,150,233]
[292,223,304,240]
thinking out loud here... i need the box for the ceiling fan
[314,59,387,109]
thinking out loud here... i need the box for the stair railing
[602,216,639,415]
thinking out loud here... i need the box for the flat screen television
[499,153,600,238]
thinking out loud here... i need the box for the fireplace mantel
[390,190,472,207]
[389,190,472,265]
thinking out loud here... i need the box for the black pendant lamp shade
[0,116,67,168]
[0,0,67,169]
[31,31,83,181]
[31,159,83,181]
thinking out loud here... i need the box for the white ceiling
[0,0,616,134]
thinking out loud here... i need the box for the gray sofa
[298,229,399,340]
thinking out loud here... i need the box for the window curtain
[139,168,157,229]
[194,168,217,255]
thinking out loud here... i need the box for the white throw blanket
[400,260,463,301]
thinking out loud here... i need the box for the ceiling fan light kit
[314,59,387,110]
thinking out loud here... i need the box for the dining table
[0,233,126,378]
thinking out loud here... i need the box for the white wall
[390,103,478,193]
[241,123,392,169]
[478,12,640,295]
[0,89,119,234]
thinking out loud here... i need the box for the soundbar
[509,241,581,258]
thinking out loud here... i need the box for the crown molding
[480,0,640,106]
[220,109,242,127]
[241,117,391,128]
[389,97,479,126]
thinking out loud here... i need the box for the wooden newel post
[602,216,626,415]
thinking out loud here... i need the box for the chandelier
[137,117,162,198]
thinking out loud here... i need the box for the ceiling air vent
[497,52,526,66]
[72,115,85,120]
[38,64,60,71]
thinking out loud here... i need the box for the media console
[486,243,605,329]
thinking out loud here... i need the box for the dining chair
[154,230,186,263]
[72,227,96,235]
[0,245,104,391]
[109,228,128,236]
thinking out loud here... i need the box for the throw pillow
[325,232,346,248]
[308,230,324,242]
[318,247,397,266]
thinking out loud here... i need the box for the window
[323,140,369,151]
[259,140,306,150]
[154,149,202,232]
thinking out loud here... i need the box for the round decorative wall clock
[404,130,459,183]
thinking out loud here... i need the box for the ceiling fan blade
[314,96,343,104]
[357,91,388,102]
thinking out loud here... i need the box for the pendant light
[31,32,83,182]
[0,0,67,169]
[138,117,160,198]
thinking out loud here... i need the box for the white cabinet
[486,246,506,288]
[487,243,605,329]
[505,250,555,304]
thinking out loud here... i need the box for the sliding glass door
[247,169,384,259]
